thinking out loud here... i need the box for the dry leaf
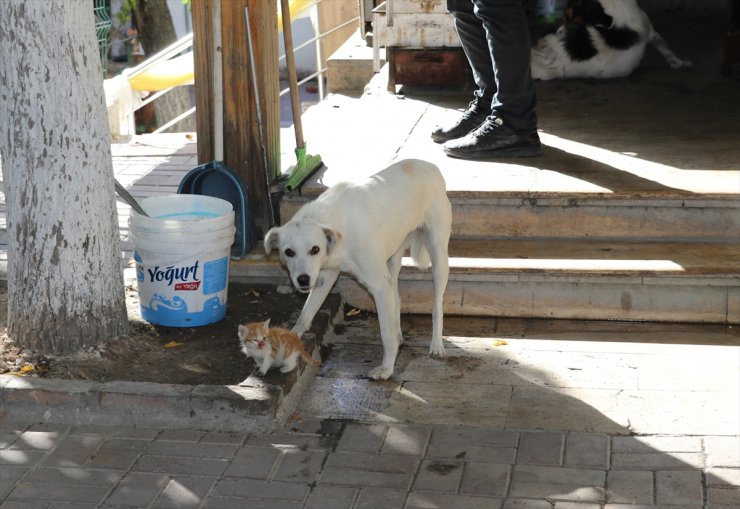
[346,308,361,317]
[493,339,509,347]
[164,341,183,349]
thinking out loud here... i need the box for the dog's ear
[264,227,281,254]
[323,227,342,255]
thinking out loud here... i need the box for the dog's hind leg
[292,268,340,336]
[387,245,405,346]
[425,206,451,360]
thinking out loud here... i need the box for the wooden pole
[192,0,280,234]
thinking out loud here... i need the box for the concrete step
[326,30,384,93]
[231,238,740,324]
[280,191,740,243]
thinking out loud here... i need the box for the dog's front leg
[292,268,340,336]
[366,280,400,381]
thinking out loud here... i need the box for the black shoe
[443,116,542,159]
[431,100,492,144]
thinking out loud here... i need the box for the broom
[280,0,324,192]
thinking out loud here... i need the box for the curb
[0,293,342,433]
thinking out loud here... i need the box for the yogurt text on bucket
[147,261,200,288]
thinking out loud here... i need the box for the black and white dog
[531,0,692,80]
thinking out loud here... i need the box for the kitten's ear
[237,324,247,338]
[264,227,281,254]
[322,226,342,255]
[262,318,271,328]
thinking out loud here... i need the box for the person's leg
[431,0,495,143]
[475,0,537,132]
[443,0,541,158]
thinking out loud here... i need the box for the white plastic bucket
[129,195,236,327]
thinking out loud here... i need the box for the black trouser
[447,0,537,133]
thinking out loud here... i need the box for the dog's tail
[409,230,431,269]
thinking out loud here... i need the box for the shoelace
[460,100,490,121]
[472,116,504,137]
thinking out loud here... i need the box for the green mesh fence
[94,0,112,76]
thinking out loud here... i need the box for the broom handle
[280,0,305,149]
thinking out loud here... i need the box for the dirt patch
[0,281,325,386]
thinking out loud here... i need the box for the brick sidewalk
[1,420,738,508]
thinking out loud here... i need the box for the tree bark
[133,0,195,132]
[0,0,128,354]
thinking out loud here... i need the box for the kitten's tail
[301,350,321,366]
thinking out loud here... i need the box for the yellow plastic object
[126,0,311,92]
[128,52,194,91]
[278,0,315,31]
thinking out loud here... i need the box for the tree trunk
[0,0,128,355]
[133,0,195,132]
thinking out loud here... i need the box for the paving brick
[0,501,49,509]
[381,426,431,456]
[503,499,552,509]
[655,470,703,505]
[0,449,45,466]
[413,459,464,492]
[0,430,21,448]
[143,440,238,459]
[605,470,653,504]
[248,433,335,451]
[611,451,703,470]
[223,446,281,479]
[604,506,700,509]
[706,467,740,487]
[304,485,357,509]
[271,449,328,483]
[611,435,702,453]
[427,427,518,464]
[0,466,28,500]
[510,465,605,503]
[705,436,740,467]
[8,482,110,504]
[518,432,564,466]
[407,491,504,509]
[335,424,387,453]
[325,451,419,474]
[103,472,169,507]
[200,431,248,445]
[553,503,601,509]
[156,429,203,442]
[153,475,216,509]
[9,430,65,451]
[210,478,310,501]
[707,486,740,505]
[203,497,301,509]
[133,455,228,476]
[354,487,406,509]
[23,467,122,487]
[565,433,609,469]
[41,435,105,467]
[71,425,159,440]
[319,466,413,490]
[460,462,510,497]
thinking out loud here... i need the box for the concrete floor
[291,11,738,199]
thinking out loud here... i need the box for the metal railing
[278,0,360,101]
[112,2,360,135]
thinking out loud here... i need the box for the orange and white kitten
[237,319,320,375]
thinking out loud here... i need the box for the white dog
[264,159,452,380]
[531,0,692,80]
